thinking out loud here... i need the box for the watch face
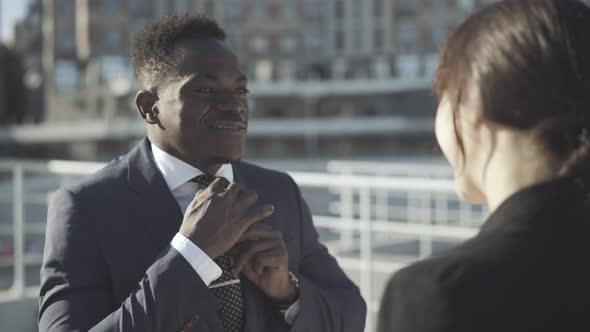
[289,272,300,289]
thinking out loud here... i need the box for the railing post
[359,187,373,332]
[418,191,433,258]
[339,171,355,251]
[12,165,25,298]
[459,200,473,227]
[434,192,449,225]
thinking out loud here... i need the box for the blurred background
[2,0,586,331]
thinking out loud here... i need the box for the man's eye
[235,88,250,95]
[196,87,215,94]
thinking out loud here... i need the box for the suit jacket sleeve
[39,189,214,332]
[286,177,367,332]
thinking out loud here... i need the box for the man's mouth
[207,121,247,132]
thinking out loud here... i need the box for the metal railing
[327,160,488,226]
[0,159,484,332]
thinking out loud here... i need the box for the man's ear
[135,90,159,124]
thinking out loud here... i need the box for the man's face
[150,38,249,167]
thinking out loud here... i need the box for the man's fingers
[232,239,280,275]
[232,189,259,213]
[252,247,286,273]
[237,225,282,243]
[208,177,230,195]
[239,261,258,281]
[238,204,274,230]
[222,181,245,200]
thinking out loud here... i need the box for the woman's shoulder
[386,234,520,298]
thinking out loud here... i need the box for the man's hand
[179,178,275,259]
[232,224,297,302]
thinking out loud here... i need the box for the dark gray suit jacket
[378,177,590,332]
[39,138,366,332]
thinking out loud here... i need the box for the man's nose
[214,92,248,113]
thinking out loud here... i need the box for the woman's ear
[135,90,159,125]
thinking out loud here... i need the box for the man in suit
[39,14,366,332]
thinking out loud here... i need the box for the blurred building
[39,0,156,122]
[33,0,503,122]
[7,0,517,159]
[12,0,45,123]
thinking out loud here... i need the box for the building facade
[17,0,565,158]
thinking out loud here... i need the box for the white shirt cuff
[284,299,301,325]
[170,233,222,286]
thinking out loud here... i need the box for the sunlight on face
[435,95,486,204]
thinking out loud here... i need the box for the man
[38,14,366,332]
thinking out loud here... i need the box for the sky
[1,0,29,43]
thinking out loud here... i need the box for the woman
[378,0,590,331]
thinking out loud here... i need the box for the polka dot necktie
[191,174,246,332]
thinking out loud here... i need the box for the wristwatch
[273,272,300,311]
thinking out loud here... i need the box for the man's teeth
[210,124,242,130]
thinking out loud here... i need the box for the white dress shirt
[151,143,300,324]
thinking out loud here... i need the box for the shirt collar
[150,143,234,191]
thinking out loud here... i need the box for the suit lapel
[232,162,277,229]
[242,279,270,332]
[233,162,280,332]
[125,155,288,331]
[126,138,184,252]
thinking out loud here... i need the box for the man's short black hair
[132,13,227,90]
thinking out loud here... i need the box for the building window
[446,0,458,8]
[352,1,362,21]
[252,0,268,20]
[335,0,345,20]
[374,29,384,49]
[204,0,215,17]
[306,32,323,50]
[229,30,243,51]
[335,30,345,50]
[280,34,297,53]
[431,24,446,51]
[54,60,79,92]
[281,0,297,19]
[55,0,75,50]
[104,0,121,10]
[374,0,383,17]
[130,0,150,16]
[304,0,326,18]
[424,54,438,77]
[105,25,122,46]
[398,22,419,54]
[332,58,348,79]
[354,28,363,50]
[373,56,391,79]
[396,55,421,78]
[278,60,296,81]
[250,35,269,53]
[225,0,241,21]
[99,55,128,82]
[56,23,75,50]
[396,0,418,16]
[457,0,475,12]
[428,0,451,11]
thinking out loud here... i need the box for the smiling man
[38,14,366,332]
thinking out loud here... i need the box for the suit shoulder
[391,234,521,308]
[235,161,295,183]
[390,242,493,293]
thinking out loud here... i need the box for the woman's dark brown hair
[434,0,590,180]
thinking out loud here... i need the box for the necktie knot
[191,174,218,187]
